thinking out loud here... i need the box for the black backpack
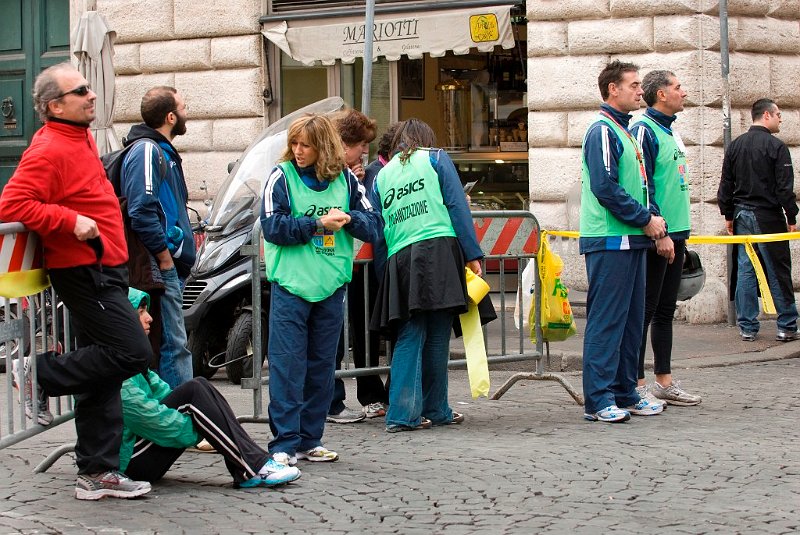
[101,139,167,196]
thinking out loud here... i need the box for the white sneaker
[624,397,664,416]
[296,446,339,462]
[636,384,667,410]
[652,380,702,406]
[363,402,386,418]
[271,451,297,467]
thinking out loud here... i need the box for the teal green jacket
[119,370,200,472]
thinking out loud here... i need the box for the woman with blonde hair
[260,113,380,464]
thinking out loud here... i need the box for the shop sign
[469,14,500,43]
[263,5,514,66]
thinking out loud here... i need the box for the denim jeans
[386,310,454,428]
[157,267,193,389]
[734,209,798,334]
[267,284,345,456]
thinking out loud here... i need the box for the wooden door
[0,0,70,190]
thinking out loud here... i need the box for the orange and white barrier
[0,229,49,298]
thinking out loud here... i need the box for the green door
[0,0,70,190]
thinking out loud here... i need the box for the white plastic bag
[514,259,535,329]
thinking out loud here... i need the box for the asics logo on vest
[304,205,343,217]
[382,178,425,209]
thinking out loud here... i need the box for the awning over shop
[262,5,514,66]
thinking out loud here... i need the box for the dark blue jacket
[260,161,381,247]
[579,104,658,254]
[373,148,483,264]
[121,124,196,279]
[629,107,690,241]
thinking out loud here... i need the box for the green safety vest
[631,114,691,233]
[580,114,647,238]
[264,162,354,302]
[377,149,456,257]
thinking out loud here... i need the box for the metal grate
[182,280,207,309]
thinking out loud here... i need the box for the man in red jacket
[0,63,152,500]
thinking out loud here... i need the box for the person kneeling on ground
[120,288,301,488]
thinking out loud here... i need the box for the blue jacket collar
[600,103,633,128]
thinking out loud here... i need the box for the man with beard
[0,63,152,500]
[120,86,196,388]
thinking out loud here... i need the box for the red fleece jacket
[0,120,127,268]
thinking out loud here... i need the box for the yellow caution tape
[460,267,491,398]
[544,230,800,315]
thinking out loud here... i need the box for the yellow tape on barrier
[544,230,800,315]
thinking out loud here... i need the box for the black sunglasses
[57,84,91,99]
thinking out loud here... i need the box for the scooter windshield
[205,97,346,237]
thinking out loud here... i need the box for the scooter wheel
[225,311,267,385]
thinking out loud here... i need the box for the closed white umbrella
[71,10,120,155]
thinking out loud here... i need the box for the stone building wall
[526,0,800,323]
[83,0,267,209]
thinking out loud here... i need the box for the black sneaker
[75,471,151,500]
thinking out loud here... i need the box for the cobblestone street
[1,357,798,534]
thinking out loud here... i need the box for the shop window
[340,58,392,158]
[280,52,327,115]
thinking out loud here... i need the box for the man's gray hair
[33,62,76,123]
[641,70,676,107]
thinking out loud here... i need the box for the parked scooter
[182,97,346,384]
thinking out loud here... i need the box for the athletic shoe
[326,406,366,424]
[75,471,151,500]
[11,357,53,426]
[363,402,387,418]
[776,330,799,342]
[624,397,664,416]
[296,446,339,462]
[635,384,667,410]
[583,405,630,423]
[740,331,756,342]
[188,439,216,453]
[239,459,301,488]
[652,381,702,406]
[271,452,297,467]
[386,417,433,433]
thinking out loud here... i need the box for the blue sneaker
[624,397,664,416]
[583,405,630,423]
[238,458,301,488]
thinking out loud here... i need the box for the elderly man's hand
[73,214,99,241]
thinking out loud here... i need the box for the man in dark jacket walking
[717,98,799,342]
[120,86,196,387]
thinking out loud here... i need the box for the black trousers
[330,266,389,413]
[124,378,269,484]
[638,241,685,379]
[40,265,151,474]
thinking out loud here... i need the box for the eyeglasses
[56,84,91,99]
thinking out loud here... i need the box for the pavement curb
[543,344,800,372]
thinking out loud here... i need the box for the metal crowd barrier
[0,223,75,461]
[238,210,583,424]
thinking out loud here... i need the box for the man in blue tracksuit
[120,86,196,388]
[580,61,667,423]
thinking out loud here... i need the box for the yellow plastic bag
[531,234,577,343]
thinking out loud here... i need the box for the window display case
[449,151,528,210]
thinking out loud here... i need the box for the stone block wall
[527,0,800,323]
[83,0,265,204]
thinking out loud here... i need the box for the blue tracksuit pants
[267,283,345,455]
[582,249,646,414]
